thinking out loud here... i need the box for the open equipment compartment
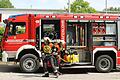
[66,20,92,64]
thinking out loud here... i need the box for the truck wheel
[20,54,40,73]
[95,55,113,73]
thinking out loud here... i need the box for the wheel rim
[99,58,111,70]
[23,58,36,71]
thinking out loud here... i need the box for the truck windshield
[0,22,5,41]
[8,22,26,36]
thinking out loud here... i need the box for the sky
[10,0,120,11]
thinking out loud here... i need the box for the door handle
[23,39,27,42]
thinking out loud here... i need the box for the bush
[0,27,5,35]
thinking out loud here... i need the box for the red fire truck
[0,14,120,73]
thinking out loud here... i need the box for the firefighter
[59,40,65,51]
[52,41,60,66]
[42,37,59,78]
[59,40,65,60]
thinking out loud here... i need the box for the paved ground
[0,63,120,80]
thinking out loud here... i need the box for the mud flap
[2,51,8,62]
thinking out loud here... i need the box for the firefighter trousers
[43,55,58,73]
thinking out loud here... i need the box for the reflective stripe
[6,39,35,43]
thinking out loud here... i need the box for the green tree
[70,0,96,13]
[104,7,120,11]
[109,7,114,11]
[0,0,14,8]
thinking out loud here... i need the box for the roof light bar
[74,16,78,18]
[100,16,104,18]
[106,16,110,18]
[80,16,84,18]
[52,16,56,18]
[46,16,50,18]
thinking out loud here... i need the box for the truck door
[3,20,28,58]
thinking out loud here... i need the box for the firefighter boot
[58,71,62,75]
[53,72,59,78]
[42,72,49,77]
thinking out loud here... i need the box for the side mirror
[5,35,8,38]
[3,19,8,24]
[4,35,8,41]
[3,20,12,28]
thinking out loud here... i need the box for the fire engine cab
[1,14,120,73]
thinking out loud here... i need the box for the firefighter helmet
[44,37,51,42]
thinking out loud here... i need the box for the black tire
[20,54,40,73]
[95,55,113,73]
